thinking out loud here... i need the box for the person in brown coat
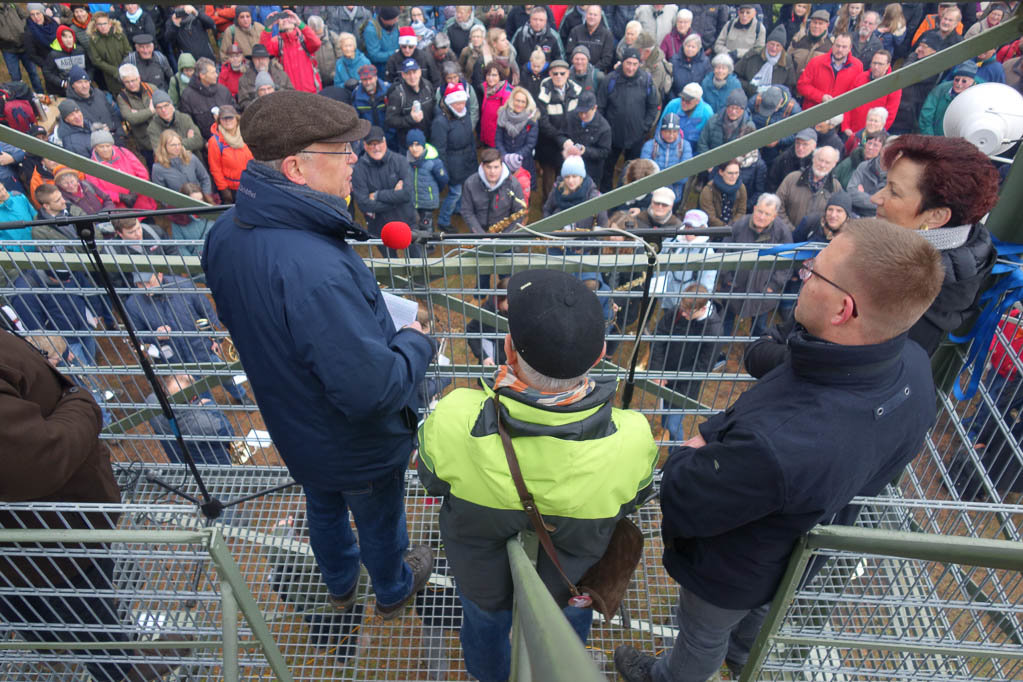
[0,325,175,682]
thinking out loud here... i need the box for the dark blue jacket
[407,144,448,210]
[201,164,434,487]
[494,116,539,176]
[352,79,395,145]
[659,329,936,610]
[669,49,710,98]
[123,274,221,364]
[9,270,96,348]
[431,103,477,185]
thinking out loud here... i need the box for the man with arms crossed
[616,219,945,681]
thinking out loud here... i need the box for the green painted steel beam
[741,534,813,682]
[0,528,208,543]
[207,530,296,682]
[0,639,226,651]
[517,17,1023,237]
[506,538,605,682]
[806,525,1023,571]
[770,635,1023,661]
[0,126,207,209]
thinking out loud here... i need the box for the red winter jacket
[480,81,513,148]
[991,316,1023,380]
[842,66,901,133]
[218,62,243,98]
[260,24,321,93]
[207,123,254,191]
[797,52,864,108]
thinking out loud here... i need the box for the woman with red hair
[871,134,1000,355]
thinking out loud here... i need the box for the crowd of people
[0,3,1012,236]
[0,4,1017,682]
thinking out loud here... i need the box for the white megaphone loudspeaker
[943,81,1023,157]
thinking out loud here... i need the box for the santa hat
[444,82,468,105]
[398,26,418,46]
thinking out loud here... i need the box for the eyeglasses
[299,146,356,159]
[798,258,859,317]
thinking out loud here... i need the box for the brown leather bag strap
[493,394,581,598]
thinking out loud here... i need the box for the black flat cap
[507,270,606,379]
[241,90,371,160]
[251,43,269,58]
[132,33,154,44]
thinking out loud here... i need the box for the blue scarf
[238,162,364,240]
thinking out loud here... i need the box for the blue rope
[949,236,1023,401]
[755,240,822,261]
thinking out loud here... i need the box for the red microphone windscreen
[380,221,412,250]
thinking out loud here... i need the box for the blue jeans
[661,412,684,443]
[437,182,462,227]
[2,50,43,92]
[458,587,593,682]
[653,587,769,682]
[721,308,773,340]
[303,467,413,607]
[66,338,112,427]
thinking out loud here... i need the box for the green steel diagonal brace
[206,530,295,682]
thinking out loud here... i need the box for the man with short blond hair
[616,219,944,682]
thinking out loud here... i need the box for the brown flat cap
[241,90,371,161]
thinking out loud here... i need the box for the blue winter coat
[351,79,395,145]
[700,72,743,113]
[201,165,435,488]
[494,115,539,177]
[408,144,448,210]
[640,134,693,201]
[123,274,223,364]
[660,329,936,610]
[334,50,372,85]
[660,97,714,146]
[669,50,711,98]
[363,18,400,71]
[431,104,477,185]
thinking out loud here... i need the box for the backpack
[0,81,37,132]
[753,92,796,120]
[605,68,652,98]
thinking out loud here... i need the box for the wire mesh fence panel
[4,236,1023,680]
[0,502,270,681]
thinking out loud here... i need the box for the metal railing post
[740,534,813,682]
[206,530,295,682]
[505,538,604,682]
[219,578,240,682]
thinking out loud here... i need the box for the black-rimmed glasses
[798,258,859,317]
[299,147,356,159]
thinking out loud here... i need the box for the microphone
[381,221,413,250]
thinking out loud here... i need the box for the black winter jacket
[910,224,997,356]
[350,149,417,235]
[535,77,582,166]
[66,86,125,147]
[178,77,235,140]
[566,22,616,72]
[662,328,936,610]
[385,79,436,148]
[431,104,477,185]
[560,111,613,183]
[598,66,660,150]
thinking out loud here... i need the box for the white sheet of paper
[481,339,495,361]
[245,429,274,449]
[383,292,419,330]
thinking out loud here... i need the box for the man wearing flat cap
[419,269,657,682]
[202,91,436,622]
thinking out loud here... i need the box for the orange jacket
[911,13,964,46]
[206,123,253,191]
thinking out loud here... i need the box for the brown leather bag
[494,394,644,623]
